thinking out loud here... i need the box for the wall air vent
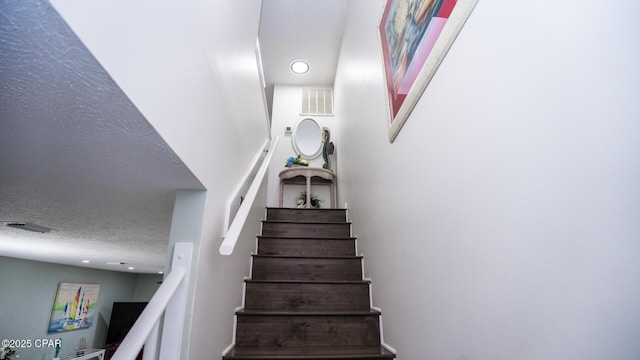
[301,87,334,116]
[6,222,55,233]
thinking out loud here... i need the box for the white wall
[49,0,271,358]
[132,274,163,302]
[335,0,640,359]
[266,85,340,208]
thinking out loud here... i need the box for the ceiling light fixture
[82,260,90,263]
[290,60,309,74]
[128,266,135,270]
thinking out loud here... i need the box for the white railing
[219,136,279,255]
[223,139,271,233]
[111,242,193,360]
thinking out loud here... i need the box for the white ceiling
[259,0,348,87]
[0,0,348,274]
[259,0,349,113]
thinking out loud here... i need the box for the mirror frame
[292,117,323,160]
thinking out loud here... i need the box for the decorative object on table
[53,339,61,360]
[54,348,105,360]
[297,191,322,208]
[285,154,309,167]
[0,346,16,360]
[75,338,87,356]
[379,0,478,142]
[321,127,334,170]
[48,283,100,333]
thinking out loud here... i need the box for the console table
[58,349,105,360]
[279,167,336,208]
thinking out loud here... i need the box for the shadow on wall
[94,312,109,348]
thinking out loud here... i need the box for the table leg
[306,176,311,208]
[331,183,336,208]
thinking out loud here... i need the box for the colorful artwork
[48,283,100,333]
[379,0,478,142]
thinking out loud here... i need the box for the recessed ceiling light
[128,266,135,270]
[82,260,90,263]
[290,60,309,74]
[158,271,164,275]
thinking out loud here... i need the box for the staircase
[223,207,395,360]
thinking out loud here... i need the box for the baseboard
[382,342,397,354]
[221,342,234,356]
[371,306,396,356]
[222,307,243,356]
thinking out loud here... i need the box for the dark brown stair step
[237,309,381,316]
[266,208,347,223]
[257,236,357,241]
[257,236,356,257]
[246,279,369,284]
[235,311,382,348]
[245,280,370,311]
[224,207,395,360]
[223,345,395,359]
[251,255,363,281]
[261,221,351,238]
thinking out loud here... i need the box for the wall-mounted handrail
[223,139,270,233]
[220,136,280,255]
[111,242,193,360]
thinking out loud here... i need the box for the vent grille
[301,87,334,116]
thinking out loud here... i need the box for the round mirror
[292,118,323,159]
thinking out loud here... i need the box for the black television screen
[105,302,148,345]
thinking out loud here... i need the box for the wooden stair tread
[236,309,381,316]
[262,220,352,225]
[261,221,351,238]
[245,279,371,284]
[224,345,395,359]
[252,254,363,259]
[266,207,347,210]
[258,235,357,240]
[262,220,349,224]
[251,256,363,281]
[265,208,348,215]
[265,208,348,224]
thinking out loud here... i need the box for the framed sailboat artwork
[48,283,100,333]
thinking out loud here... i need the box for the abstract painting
[48,283,100,333]
[379,0,478,142]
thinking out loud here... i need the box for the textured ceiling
[0,0,204,273]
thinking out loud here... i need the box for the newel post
[158,242,193,360]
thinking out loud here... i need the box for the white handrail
[111,242,192,360]
[223,139,270,233]
[219,136,279,255]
